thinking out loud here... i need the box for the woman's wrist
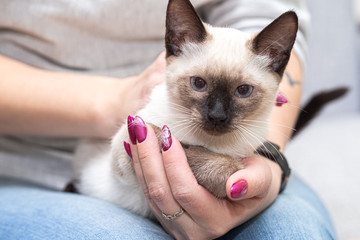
[91,76,137,139]
[256,141,291,193]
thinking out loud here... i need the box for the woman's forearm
[260,52,303,195]
[267,52,303,151]
[0,54,133,138]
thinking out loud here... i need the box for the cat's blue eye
[235,85,254,98]
[190,77,207,92]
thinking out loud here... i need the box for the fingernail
[276,93,288,107]
[123,141,132,159]
[127,115,136,144]
[230,179,248,199]
[161,125,172,152]
[134,116,147,143]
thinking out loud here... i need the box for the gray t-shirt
[0,0,310,189]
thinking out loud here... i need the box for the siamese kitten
[74,0,298,218]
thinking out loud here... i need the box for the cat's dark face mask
[175,73,266,136]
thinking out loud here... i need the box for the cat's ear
[252,11,298,76]
[165,0,207,57]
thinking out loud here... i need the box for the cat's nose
[207,102,229,125]
[208,110,228,123]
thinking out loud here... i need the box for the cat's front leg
[182,144,244,198]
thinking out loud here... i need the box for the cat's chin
[201,126,234,136]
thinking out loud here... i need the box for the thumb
[226,155,272,201]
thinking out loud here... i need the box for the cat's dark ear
[165,0,207,57]
[252,11,298,76]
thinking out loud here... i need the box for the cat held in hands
[73,0,298,218]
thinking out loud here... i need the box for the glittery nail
[127,115,136,144]
[123,141,132,159]
[230,179,248,199]
[134,116,147,143]
[276,92,288,107]
[161,125,172,152]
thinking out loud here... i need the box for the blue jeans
[0,175,335,240]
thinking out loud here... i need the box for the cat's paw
[183,144,243,198]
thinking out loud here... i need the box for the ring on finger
[162,208,185,221]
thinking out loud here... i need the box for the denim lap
[0,175,335,240]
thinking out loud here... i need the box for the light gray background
[286,0,360,239]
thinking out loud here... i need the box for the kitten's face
[165,0,297,138]
[166,29,278,136]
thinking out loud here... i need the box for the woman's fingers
[226,155,273,201]
[126,117,153,210]
[129,117,193,225]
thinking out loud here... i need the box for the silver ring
[161,208,184,221]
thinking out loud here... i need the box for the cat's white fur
[75,24,278,218]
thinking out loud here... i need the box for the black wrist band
[255,141,291,193]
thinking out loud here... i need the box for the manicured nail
[123,141,132,159]
[230,179,248,199]
[161,125,172,152]
[127,115,136,144]
[134,116,147,143]
[276,92,288,107]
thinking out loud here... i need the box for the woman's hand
[128,117,282,239]
[96,52,166,137]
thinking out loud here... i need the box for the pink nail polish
[134,116,147,143]
[127,115,136,144]
[276,93,288,107]
[123,141,132,159]
[230,179,248,199]
[161,125,172,152]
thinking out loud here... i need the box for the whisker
[240,122,292,139]
[238,125,265,148]
[235,127,259,154]
[241,119,295,131]
[177,121,199,142]
[238,125,284,162]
